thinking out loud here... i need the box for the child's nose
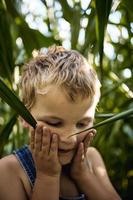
[59,134,77,147]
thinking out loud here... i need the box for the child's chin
[59,155,73,165]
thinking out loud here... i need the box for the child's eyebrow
[37,116,63,121]
[37,116,93,122]
[80,117,93,122]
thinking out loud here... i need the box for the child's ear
[19,116,30,128]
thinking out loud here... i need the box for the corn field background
[0,0,133,199]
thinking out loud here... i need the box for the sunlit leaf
[94,0,112,77]
[5,0,60,57]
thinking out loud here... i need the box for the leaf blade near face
[69,108,133,137]
[0,78,37,129]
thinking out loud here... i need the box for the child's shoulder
[0,154,31,200]
[0,154,19,171]
[87,146,101,157]
[86,147,105,170]
[86,146,111,183]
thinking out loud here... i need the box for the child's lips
[58,148,74,153]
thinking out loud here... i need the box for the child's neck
[61,163,71,176]
[60,164,80,197]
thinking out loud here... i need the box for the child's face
[30,86,96,165]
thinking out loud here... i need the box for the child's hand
[30,124,61,177]
[70,130,96,181]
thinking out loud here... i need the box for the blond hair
[19,46,101,110]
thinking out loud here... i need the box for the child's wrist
[36,171,61,181]
[71,172,88,182]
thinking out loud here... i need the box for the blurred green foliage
[0,0,133,199]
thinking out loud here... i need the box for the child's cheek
[37,121,46,126]
[37,121,54,131]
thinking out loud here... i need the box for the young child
[0,46,121,200]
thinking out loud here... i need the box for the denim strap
[13,144,36,187]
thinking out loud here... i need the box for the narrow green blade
[0,78,37,129]
[0,0,14,83]
[95,0,112,76]
[69,108,133,137]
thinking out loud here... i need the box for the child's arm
[70,132,121,200]
[0,156,29,200]
[31,173,60,200]
[30,125,61,200]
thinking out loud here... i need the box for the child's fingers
[84,129,96,153]
[42,127,51,155]
[49,134,58,157]
[30,128,35,151]
[34,125,43,152]
[84,132,93,147]
[74,142,84,163]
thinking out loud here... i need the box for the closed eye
[45,121,62,127]
[76,123,89,128]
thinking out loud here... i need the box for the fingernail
[89,129,96,136]
[43,126,47,131]
[92,129,96,134]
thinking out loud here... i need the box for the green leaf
[95,113,114,118]
[4,0,59,57]
[94,0,112,76]
[122,0,133,19]
[0,1,14,82]
[69,108,133,137]
[18,24,58,57]
[0,112,17,155]
[57,0,73,23]
[0,78,37,129]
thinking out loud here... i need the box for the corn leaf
[95,0,112,76]
[4,0,59,57]
[0,1,14,82]
[69,108,133,137]
[0,78,37,129]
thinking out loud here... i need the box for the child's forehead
[35,85,93,108]
[31,85,96,121]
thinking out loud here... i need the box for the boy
[0,46,121,200]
